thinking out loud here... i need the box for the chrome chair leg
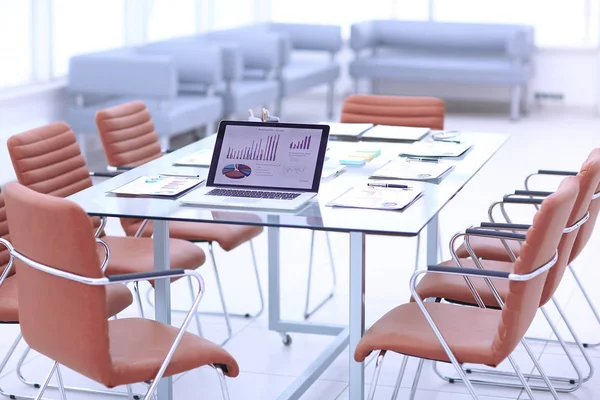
[34,362,58,400]
[126,384,134,400]
[391,355,409,400]
[208,243,233,345]
[568,263,600,348]
[366,351,385,400]
[409,358,425,400]
[248,240,265,318]
[188,278,204,337]
[414,233,421,271]
[304,231,337,319]
[55,365,68,400]
[214,365,231,400]
[507,354,535,400]
[133,282,146,318]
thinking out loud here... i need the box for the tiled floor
[2,98,600,399]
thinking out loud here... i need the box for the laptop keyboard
[206,188,302,200]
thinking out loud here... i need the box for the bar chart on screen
[290,135,311,150]
[225,134,280,161]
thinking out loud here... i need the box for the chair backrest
[569,148,600,262]
[0,189,12,277]
[95,101,163,168]
[6,122,101,234]
[4,182,113,384]
[340,95,445,130]
[539,149,600,304]
[491,176,578,363]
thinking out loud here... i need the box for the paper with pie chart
[370,160,453,181]
[213,124,324,189]
[327,187,423,211]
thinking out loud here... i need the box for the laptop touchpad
[223,197,259,204]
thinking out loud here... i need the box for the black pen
[433,138,462,144]
[406,157,439,163]
[368,183,410,189]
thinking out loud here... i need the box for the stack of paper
[174,149,214,167]
[360,125,430,142]
[109,176,203,197]
[396,141,472,157]
[327,186,423,211]
[370,160,453,181]
[320,122,373,140]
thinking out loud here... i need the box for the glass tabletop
[68,131,508,236]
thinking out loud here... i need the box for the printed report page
[213,125,323,189]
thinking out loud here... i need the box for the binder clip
[248,108,280,123]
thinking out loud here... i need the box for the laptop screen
[207,121,330,192]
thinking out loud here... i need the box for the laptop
[179,120,330,211]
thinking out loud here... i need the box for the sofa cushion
[215,80,279,116]
[67,95,223,137]
[281,62,340,97]
[349,56,532,85]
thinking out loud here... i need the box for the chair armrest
[350,21,378,52]
[537,170,577,176]
[207,31,288,71]
[89,171,120,178]
[138,41,224,87]
[480,222,532,230]
[507,26,535,60]
[513,190,553,197]
[96,238,110,273]
[502,195,543,205]
[107,269,187,283]
[428,264,510,279]
[268,23,343,53]
[69,53,178,98]
[0,238,14,287]
[464,228,527,241]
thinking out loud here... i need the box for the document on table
[109,176,203,197]
[321,122,373,139]
[360,125,430,142]
[327,186,423,211]
[173,149,214,167]
[396,141,472,157]
[321,164,347,180]
[370,159,453,181]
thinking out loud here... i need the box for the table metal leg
[268,226,282,331]
[153,220,172,400]
[426,214,439,266]
[349,232,366,400]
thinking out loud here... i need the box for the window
[0,1,32,88]
[147,0,198,41]
[51,0,126,77]
[210,0,257,30]
[270,0,430,36]
[433,0,599,47]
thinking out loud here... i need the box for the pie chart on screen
[222,164,252,179]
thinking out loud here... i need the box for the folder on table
[321,122,373,140]
[370,160,453,181]
[173,149,214,167]
[109,176,203,198]
[360,125,430,142]
[397,141,472,158]
[327,186,423,211]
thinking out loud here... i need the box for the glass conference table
[68,131,507,400]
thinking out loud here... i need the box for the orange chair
[341,94,445,130]
[6,122,213,392]
[0,188,134,399]
[95,101,266,334]
[356,176,579,400]
[341,94,447,270]
[3,182,238,400]
[411,150,600,393]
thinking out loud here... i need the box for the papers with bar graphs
[109,176,203,197]
[370,159,453,181]
[327,186,423,211]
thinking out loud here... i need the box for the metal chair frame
[366,229,560,400]
[0,238,231,400]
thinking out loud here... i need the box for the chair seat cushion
[0,276,132,322]
[414,259,513,307]
[355,302,502,367]
[215,80,279,116]
[122,221,263,252]
[349,56,531,85]
[101,236,206,276]
[281,62,340,97]
[67,95,223,137]
[455,236,521,262]
[106,318,239,387]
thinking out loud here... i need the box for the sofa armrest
[207,31,288,71]
[268,23,343,53]
[507,26,535,60]
[69,53,178,98]
[137,40,223,86]
[350,21,378,52]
